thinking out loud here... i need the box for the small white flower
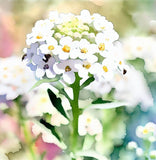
[49,11,60,24]
[78,113,103,136]
[35,57,56,79]
[75,60,97,79]
[34,19,54,31]
[78,10,92,24]
[136,122,156,141]
[77,39,98,61]
[150,150,156,159]
[26,89,54,117]
[53,60,80,84]
[93,58,116,81]
[127,141,138,150]
[95,33,112,57]
[0,56,36,100]
[57,37,75,60]
[93,17,113,32]
[39,37,59,55]
[26,22,54,45]
[136,148,143,157]
[23,43,39,71]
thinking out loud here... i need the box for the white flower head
[93,17,113,32]
[127,141,138,150]
[39,37,59,55]
[57,36,75,60]
[95,33,113,57]
[77,39,98,61]
[78,112,103,136]
[26,22,54,45]
[136,148,144,157]
[0,56,36,100]
[35,57,56,79]
[53,59,80,84]
[23,9,129,95]
[136,122,156,141]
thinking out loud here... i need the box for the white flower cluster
[136,122,156,142]
[23,10,127,84]
[86,44,153,110]
[127,122,156,159]
[122,36,156,72]
[0,57,36,100]
[127,141,143,157]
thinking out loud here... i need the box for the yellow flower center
[83,63,91,69]
[3,67,8,71]
[137,46,142,51]
[3,74,8,79]
[81,48,88,54]
[103,66,108,72]
[36,35,43,39]
[65,66,71,72]
[21,78,27,83]
[48,45,55,50]
[98,43,105,51]
[119,61,122,65]
[62,45,70,53]
[40,97,48,103]
[86,118,92,123]
[101,26,105,30]
[143,128,149,134]
[18,68,24,73]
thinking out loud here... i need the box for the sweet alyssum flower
[136,122,156,142]
[122,36,156,73]
[23,10,130,159]
[0,56,36,100]
[127,122,156,159]
[78,112,103,136]
[23,10,127,84]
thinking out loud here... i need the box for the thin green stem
[70,73,81,153]
[15,97,36,160]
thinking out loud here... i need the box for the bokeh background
[0,0,156,160]
[1,0,156,58]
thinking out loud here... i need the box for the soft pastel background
[0,0,156,160]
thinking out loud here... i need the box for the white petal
[59,53,69,60]
[36,68,45,78]
[63,72,75,84]
[46,69,56,78]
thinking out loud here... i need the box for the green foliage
[47,89,69,119]
[40,119,61,141]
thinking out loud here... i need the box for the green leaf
[40,119,61,141]
[47,89,69,119]
[80,76,95,90]
[127,58,145,72]
[87,102,129,110]
[92,98,112,104]
[29,76,60,91]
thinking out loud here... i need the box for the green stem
[15,97,36,160]
[70,73,81,153]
